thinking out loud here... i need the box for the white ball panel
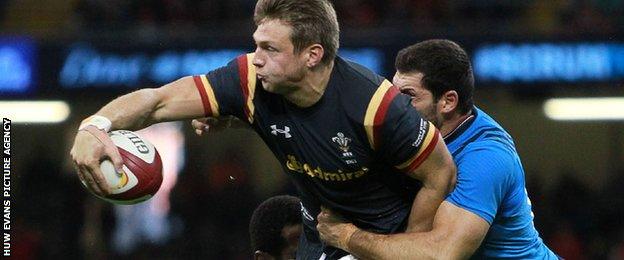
[99,160,139,195]
[109,130,156,163]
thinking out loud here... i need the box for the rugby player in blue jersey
[317,39,559,259]
[70,1,457,259]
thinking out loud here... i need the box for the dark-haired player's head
[250,195,302,260]
[393,39,475,128]
[252,0,339,94]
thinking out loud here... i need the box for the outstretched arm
[70,76,204,196]
[97,76,205,131]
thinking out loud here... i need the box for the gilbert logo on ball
[83,130,163,204]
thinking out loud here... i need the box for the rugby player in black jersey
[70,1,456,259]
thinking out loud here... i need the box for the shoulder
[203,53,258,123]
[452,110,516,157]
[334,57,391,100]
[206,53,256,87]
[337,57,386,88]
[455,141,518,186]
[333,57,410,123]
[446,142,518,223]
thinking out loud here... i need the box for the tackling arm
[317,201,490,260]
[347,201,489,260]
[405,134,457,232]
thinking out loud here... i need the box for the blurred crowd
[72,0,624,35]
[1,0,623,36]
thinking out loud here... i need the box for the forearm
[93,76,203,131]
[95,88,163,131]
[405,137,457,232]
[406,185,448,232]
[319,203,485,260]
[408,164,455,232]
[347,228,442,260]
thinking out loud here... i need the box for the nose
[252,49,265,68]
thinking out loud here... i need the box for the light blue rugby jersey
[444,107,558,259]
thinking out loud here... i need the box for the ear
[254,250,275,260]
[439,90,459,114]
[305,43,325,68]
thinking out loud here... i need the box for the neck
[283,61,334,108]
[439,110,473,137]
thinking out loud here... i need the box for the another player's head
[252,0,339,93]
[393,39,475,128]
[250,195,303,260]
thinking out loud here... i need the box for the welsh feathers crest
[332,132,351,152]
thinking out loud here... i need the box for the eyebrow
[255,40,272,46]
[253,31,270,43]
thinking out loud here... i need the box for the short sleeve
[363,80,440,173]
[192,53,258,123]
[445,145,512,224]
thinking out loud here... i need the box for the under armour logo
[270,125,292,138]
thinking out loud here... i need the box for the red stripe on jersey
[193,75,213,116]
[372,86,400,149]
[237,55,251,120]
[406,129,440,173]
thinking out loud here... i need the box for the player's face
[252,19,308,94]
[393,72,443,128]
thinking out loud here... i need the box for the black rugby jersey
[193,54,439,259]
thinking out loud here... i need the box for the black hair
[249,195,302,257]
[395,39,475,114]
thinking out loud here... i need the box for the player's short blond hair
[254,0,340,66]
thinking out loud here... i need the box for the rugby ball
[85,130,163,204]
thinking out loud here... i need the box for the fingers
[102,141,123,172]
[78,164,103,195]
[318,207,348,224]
[192,118,210,136]
[71,130,112,196]
[317,206,331,223]
[86,162,112,195]
[73,163,87,186]
[191,119,203,129]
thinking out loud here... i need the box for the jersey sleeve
[445,145,512,224]
[192,53,258,123]
[363,80,440,173]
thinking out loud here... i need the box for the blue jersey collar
[443,107,478,144]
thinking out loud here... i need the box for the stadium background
[1,0,623,259]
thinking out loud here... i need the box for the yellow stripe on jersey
[396,121,437,170]
[245,53,257,123]
[363,80,393,149]
[199,75,220,117]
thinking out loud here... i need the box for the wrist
[341,224,359,251]
[79,115,112,132]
